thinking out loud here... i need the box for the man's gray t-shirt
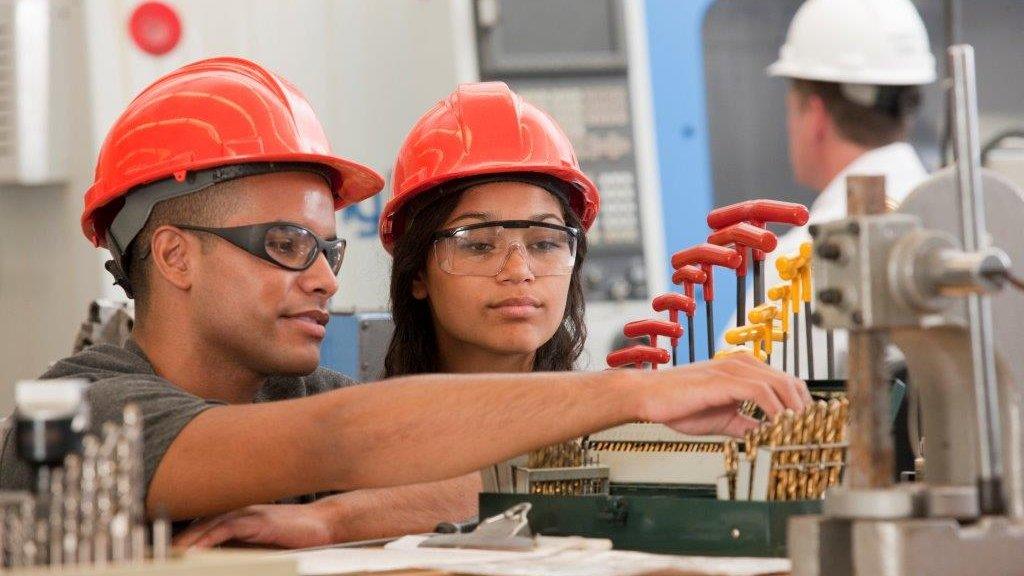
[0,340,357,504]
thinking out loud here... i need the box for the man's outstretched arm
[149,354,808,519]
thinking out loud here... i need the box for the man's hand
[637,353,810,437]
[173,501,334,549]
[173,473,481,549]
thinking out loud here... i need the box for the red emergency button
[129,2,182,56]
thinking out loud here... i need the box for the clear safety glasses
[176,222,347,275]
[431,220,580,277]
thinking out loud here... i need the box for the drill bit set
[720,399,849,502]
[482,440,611,497]
[585,424,729,486]
[2,381,170,570]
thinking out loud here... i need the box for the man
[0,57,807,548]
[725,0,937,377]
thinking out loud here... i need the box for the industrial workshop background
[1,0,1022,415]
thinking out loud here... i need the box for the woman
[379,81,601,493]
[380,81,599,378]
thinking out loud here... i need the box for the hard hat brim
[767,60,937,86]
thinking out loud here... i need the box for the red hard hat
[82,56,384,247]
[379,81,600,252]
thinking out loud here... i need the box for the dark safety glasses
[175,222,347,275]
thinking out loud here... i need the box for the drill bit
[79,435,99,565]
[123,404,147,563]
[48,466,64,565]
[20,497,37,567]
[63,453,81,565]
[152,509,170,562]
[94,423,120,565]
[9,503,25,567]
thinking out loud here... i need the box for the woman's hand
[634,353,811,437]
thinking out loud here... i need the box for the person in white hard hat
[724,0,937,379]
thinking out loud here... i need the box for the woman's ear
[411,270,429,300]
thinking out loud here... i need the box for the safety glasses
[431,220,580,277]
[176,222,347,275]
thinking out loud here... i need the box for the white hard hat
[769,0,937,85]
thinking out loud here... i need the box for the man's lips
[281,310,329,338]
[283,310,330,325]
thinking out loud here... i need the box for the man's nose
[299,251,339,297]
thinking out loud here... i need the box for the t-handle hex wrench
[671,265,707,364]
[652,293,696,366]
[607,345,672,370]
[671,244,742,359]
[707,199,809,306]
[708,222,778,327]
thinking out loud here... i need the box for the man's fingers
[192,519,251,548]
[722,413,761,437]
[174,509,255,549]
[718,355,809,411]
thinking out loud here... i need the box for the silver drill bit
[78,435,98,565]
[123,404,147,563]
[48,466,64,565]
[63,454,81,565]
[94,423,119,566]
[114,428,133,562]
[9,505,24,567]
[20,497,37,567]
[152,509,170,562]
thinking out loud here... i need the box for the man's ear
[807,94,831,143]
[411,270,429,300]
[149,226,195,292]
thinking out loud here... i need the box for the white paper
[287,536,790,576]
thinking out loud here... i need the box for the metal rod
[736,276,746,328]
[826,329,835,379]
[950,44,1005,514]
[804,302,815,380]
[753,260,765,306]
[671,346,677,367]
[687,316,696,363]
[845,174,895,488]
[792,312,801,378]
[782,338,789,373]
[706,301,716,359]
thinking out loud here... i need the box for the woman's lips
[488,297,543,319]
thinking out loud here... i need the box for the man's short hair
[126,181,243,313]
[791,79,922,148]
